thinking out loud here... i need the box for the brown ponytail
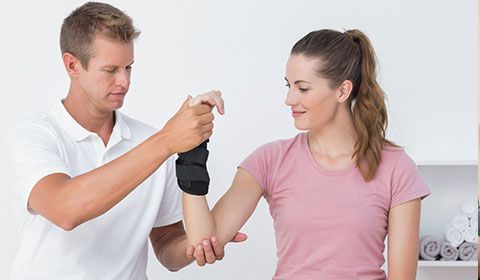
[291,29,398,181]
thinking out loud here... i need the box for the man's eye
[105,68,117,74]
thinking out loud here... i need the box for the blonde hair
[60,2,140,69]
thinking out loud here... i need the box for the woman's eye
[285,84,290,88]
[299,88,309,92]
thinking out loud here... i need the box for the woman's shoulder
[380,144,417,170]
[252,133,305,155]
[381,145,404,156]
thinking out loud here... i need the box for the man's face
[77,36,134,112]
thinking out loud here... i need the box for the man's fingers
[195,244,206,266]
[202,239,216,264]
[201,131,213,142]
[198,112,214,125]
[199,122,214,135]
[211,237,224,260]
[192,104,213,115]
[186,244,195,261]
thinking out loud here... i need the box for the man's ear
[337,80,353,103]
[62,52,82,77]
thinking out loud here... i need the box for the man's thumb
[181,95,193,109]
[231,232,248,243]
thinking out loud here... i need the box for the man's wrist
[150,130,175,160]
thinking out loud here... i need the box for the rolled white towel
[461,200,477,218]
[458,242,478,261]
[444,224,465,248]
[462,226,478,243]
[439,240,459,261]
[419,236,441,261]
[451,215,470,231]
[470,215,478,230]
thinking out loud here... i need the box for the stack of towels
[419,200,478,261]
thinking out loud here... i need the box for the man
[6,2,243,279]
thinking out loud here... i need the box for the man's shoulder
[9,112,58,136]
[6,112,60,150]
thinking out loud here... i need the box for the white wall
[0,0,477,279]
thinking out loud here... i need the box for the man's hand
[160,96,214,154]
[160,90,225,155]
[186,232,248,266]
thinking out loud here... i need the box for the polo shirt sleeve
[153,155,183,227]
[6,121,71,215]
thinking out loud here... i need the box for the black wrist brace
[175,140,210,195]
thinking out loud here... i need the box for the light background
[0,0,477,279]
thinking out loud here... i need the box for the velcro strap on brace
[175,140,210,195]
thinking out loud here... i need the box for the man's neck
[63,88,115,146]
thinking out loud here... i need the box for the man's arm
[150,221,192,272]
[30,135,171,231]
[29,99,214,231]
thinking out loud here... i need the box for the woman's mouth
[292,110,306,118]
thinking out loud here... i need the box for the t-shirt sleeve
[6,122,72,215]
[153,155,183,227]
[238,142,277,199]
[390,151,431,209]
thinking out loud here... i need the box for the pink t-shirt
[239,133,431,280]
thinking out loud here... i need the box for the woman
[183,29,431,279]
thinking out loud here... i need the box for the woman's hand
[189,90,225,115]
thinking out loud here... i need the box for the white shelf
[416,163,477,273]
[415,160,477,166]
[418,261,477,267]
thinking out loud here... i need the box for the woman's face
[285,54,343,131]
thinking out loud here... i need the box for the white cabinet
[416,162,477,279]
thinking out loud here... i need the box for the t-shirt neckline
[301,132,357,176]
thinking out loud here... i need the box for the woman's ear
[337,80,353,103]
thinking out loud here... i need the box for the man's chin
[107,100,124,111]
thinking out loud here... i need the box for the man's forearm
[152,231,193,271]
[58,132,173,228]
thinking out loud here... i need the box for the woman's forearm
[182,193,217,245]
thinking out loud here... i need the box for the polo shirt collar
[51,100,131,142]
[113,110,131,140]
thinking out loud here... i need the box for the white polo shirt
[6,100,182,280]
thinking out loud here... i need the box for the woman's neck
[307,106,357,166]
